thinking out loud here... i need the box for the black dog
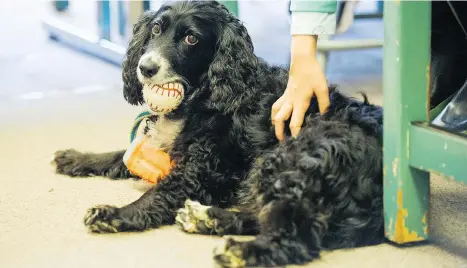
[53,1,384,267]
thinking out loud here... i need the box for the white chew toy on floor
[142,82,184,114]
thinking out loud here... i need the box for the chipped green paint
[392,158,399,177]
[394,189,425,242]
[422,213,428,235]
[383,1,431,244]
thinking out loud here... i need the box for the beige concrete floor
[1,1,467,268]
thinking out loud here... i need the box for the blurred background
[0,0,383,123]
[1,1,466,268]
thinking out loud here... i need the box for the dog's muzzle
[142,82,185,114]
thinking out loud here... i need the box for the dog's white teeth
[147,82,183,91]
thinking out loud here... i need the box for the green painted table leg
[218,0,238,17]
[383,1,431,244]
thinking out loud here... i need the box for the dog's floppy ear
[205,12,259,113]
[122,11,156,105]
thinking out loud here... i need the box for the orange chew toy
[123,136,175,184]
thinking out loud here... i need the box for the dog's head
[122,0,258,114]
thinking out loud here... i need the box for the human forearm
[272,0,336,141]
[290,35,318,58]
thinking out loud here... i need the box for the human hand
[271,35,330,142]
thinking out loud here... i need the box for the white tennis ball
[142,82,184,114]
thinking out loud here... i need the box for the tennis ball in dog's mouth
[142,82,184,114]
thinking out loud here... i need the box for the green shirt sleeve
[290,0,338,13]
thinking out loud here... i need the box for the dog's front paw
[52,149,91,177]
[175,199,217,234]
[84,205,122,233]
[214,237,314,267]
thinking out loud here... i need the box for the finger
[274,103,293,141]
[271,95,286,123]
[289,101,310,138]
[315,87,330,115]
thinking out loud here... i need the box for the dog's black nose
[139,60,159,78]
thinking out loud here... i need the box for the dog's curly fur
[53,1,384,267]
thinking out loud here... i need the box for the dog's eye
[184,35,198,45]
[152,23,161,36]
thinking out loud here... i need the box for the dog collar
[129,110,153,143]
